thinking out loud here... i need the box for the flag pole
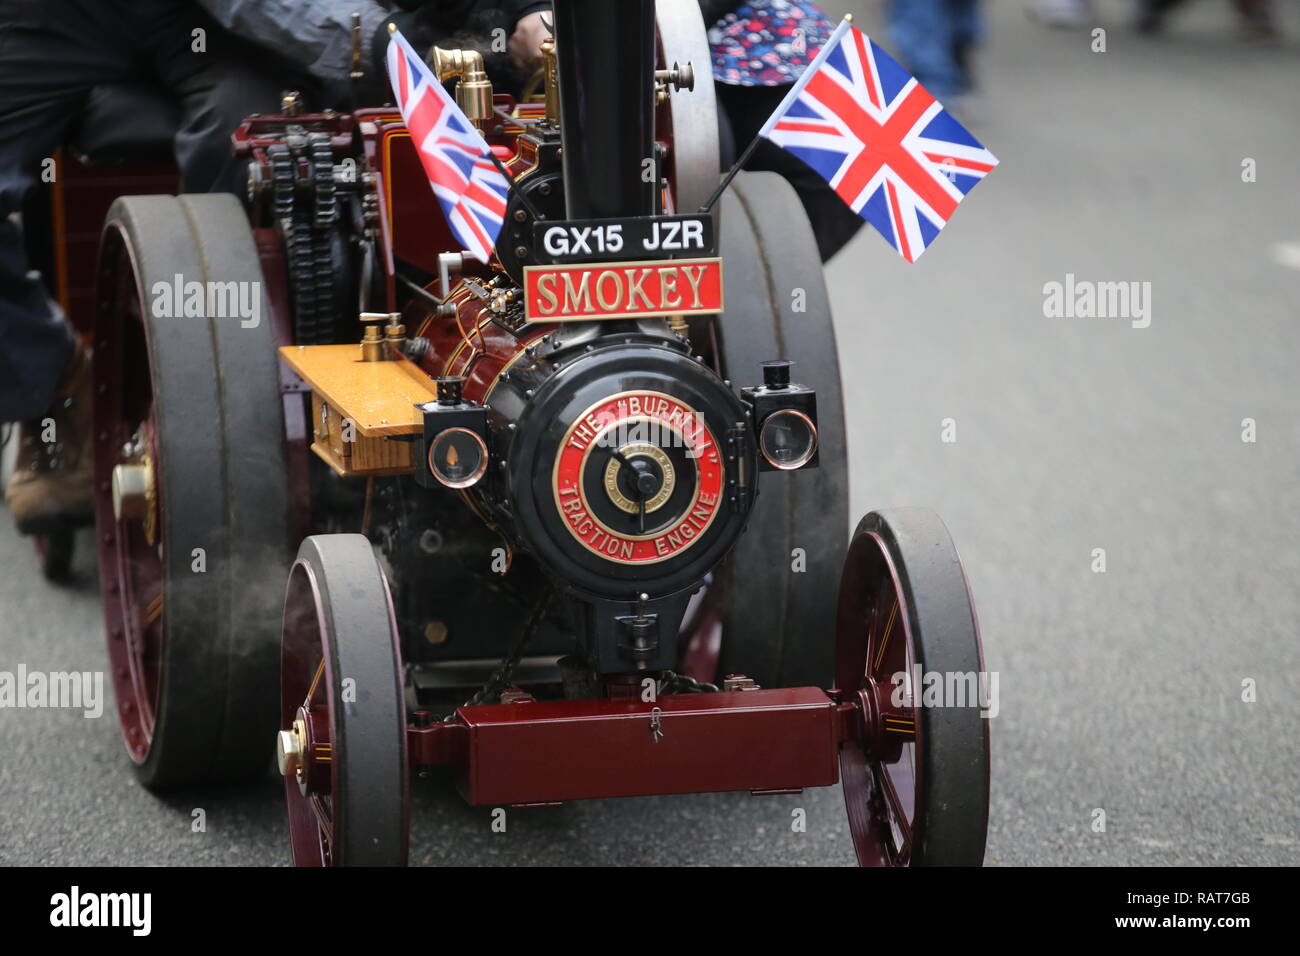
[697,14,855,215]
[697,137,763,215]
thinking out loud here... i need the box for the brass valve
[384,319,406,351]
[430,47,494,125]
[654,62,694,104]
[280,90,304,116]
[360,312,402,361]
[541,38,559,122]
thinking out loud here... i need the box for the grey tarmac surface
[1,0,1297,866]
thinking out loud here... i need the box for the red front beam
[409,688,854,806]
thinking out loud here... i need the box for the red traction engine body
[86,0,988,867]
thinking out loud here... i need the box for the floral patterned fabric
[707,0,836,86]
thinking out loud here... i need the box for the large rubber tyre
[94,193,290,787]
[836,509,989,866]
[281,535,409,867]
[710,170,849,689]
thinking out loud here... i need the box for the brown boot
[4,341,95,535]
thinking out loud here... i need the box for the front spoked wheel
[279,534,409,866]
[836,509,989,866]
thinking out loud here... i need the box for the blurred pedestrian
[0,0,297,534]
[707,0,866,259]
[1138,0,1279,39]
[1029,0,1095,28]
[885,0,983,104]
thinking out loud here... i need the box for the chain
[308,133,337,230]
[656,670,718,695]
[443,594,551,719]
[437,607,716,720]
[268,136,339,345]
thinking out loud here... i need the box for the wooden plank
[279,344,437,436]
[309,392,415,477]
[310,440,414,478]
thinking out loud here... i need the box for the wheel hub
[280,707,331,797]
[111,441,156,544]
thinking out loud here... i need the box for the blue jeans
[886,0,982,101]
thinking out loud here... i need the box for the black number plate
[532,214,715,265]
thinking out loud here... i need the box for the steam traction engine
[92,0,989,865]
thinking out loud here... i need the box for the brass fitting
[361,324,385,362]
[360,312,402,361]
[431,47,494,125]
[541,38,559,122]
[111,451,157,544]
[384,320,406,351]
[276,717,313,788]
[276,724,303,777]
[654,63,695,105]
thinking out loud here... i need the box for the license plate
[523,257,724,323]
[532,214,714,264]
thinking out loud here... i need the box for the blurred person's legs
[145,8,298,194]
[1234,0,1278,40]
[949,0,982,97]
[1137,0,1190,33]
[0,0,286,532]
[1029,0,1095,27]
[0,0,129,530]
[886,0,982,102]
[1138,0,1277,38]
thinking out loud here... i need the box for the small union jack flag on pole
[757,16,998,263]
[386,27,509,263]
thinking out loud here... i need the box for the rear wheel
[279,534,409,867]
[94,193,289,787]
[702,170,849,689]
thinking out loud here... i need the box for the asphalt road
[2,1,1297,866]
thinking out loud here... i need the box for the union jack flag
[386,28,509,263]
[759,18,998,263]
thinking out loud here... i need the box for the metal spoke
[878,766,914,857]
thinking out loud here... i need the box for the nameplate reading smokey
[532,214,714,264]
[524,257,724,323]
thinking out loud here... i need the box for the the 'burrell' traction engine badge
[552,391,724,565]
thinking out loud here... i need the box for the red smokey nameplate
[523,257,723,323]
